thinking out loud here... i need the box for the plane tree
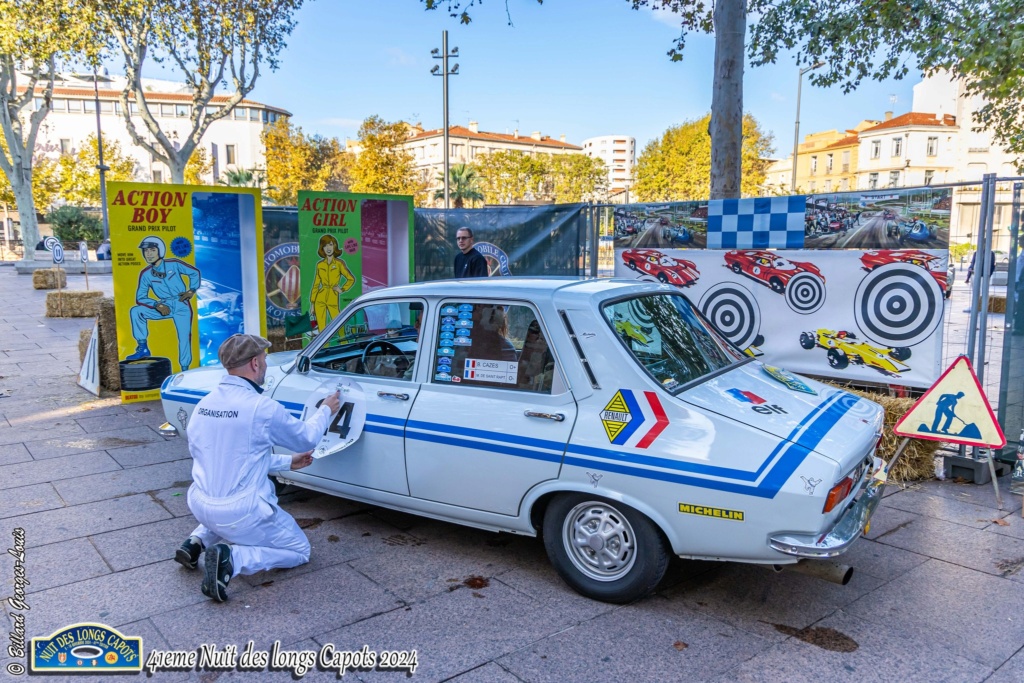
[91,0,306,184]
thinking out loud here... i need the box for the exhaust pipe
[771,559,854,586]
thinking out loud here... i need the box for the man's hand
[322,390,341,414]
[290,451,314,470]
[155,302,171,316]
[178,288,195,303]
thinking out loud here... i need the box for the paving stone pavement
[0,266,1022,682]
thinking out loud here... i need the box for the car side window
[431,302,555,393]
[310,300,422,379]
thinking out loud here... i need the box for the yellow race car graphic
[799,329,911,377]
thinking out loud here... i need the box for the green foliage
[634,114,773,201]
[218,168,267,188]
[433,163,484,208]
[545,154,608,203]
[949,242,973,263]
[54,134,137,206]
[263,118,351,205]
[748,0,1024,171]
[470,150,547,205]
[46,205,103,243]
[348,116,423,201]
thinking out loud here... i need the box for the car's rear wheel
[827,348,849,369]
[799,332,816,350]
[889,347,912,361]
[543,493,669,604]
[627,259,637,271]
[730,262,742,274]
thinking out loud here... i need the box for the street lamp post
[92,66,110,239]
[431,32,459,209]
[791,62,825,193]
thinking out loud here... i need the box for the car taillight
[823,476,854,513]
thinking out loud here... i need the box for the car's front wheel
[543,493,669,604]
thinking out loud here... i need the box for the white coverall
[186,375,332,577]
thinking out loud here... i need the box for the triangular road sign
[893,355,1005,448]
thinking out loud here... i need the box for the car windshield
[658,256,677,266]
[602,293,746,392]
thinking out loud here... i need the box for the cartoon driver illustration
[125,235,201,371]
[309,234,355,332]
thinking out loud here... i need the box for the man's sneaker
[125,343,151,361]
[174,536,203,570]
[201,544,233,603]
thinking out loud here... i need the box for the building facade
[27,73,288,186]
[394,122,582,207]
[580,135,636,196]
[855,112,958,191]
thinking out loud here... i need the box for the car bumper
[768,457,885,559]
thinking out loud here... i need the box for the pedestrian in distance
[174,334,342,602]
[453,227,488,278]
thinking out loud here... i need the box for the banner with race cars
[108,183,265,403]
[615,246,947,388]
[614,186,952,252]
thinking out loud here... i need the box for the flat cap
[218,333,271,369]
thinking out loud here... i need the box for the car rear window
[602,293,745,392]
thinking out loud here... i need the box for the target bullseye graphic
[785,272,826,314]
[854,262,942,347]
[699,282,761,350]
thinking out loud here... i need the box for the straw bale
[833,384,940,483]
[45,290,103,318]
[97,297,120,391]
[78,327,92,363]
[268,326,287,353]
[32,268,66,289]
[988,295,1007,314]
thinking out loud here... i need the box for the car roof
[358,277,668,304]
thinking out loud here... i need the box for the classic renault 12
[160,278,887,603]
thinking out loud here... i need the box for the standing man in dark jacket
[453,228,489,278]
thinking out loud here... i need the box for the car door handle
[525,410,565,422]
[377,391,409,401]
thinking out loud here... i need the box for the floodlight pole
[93,66,110,239]
[791,62,825,193]
[432,31,459,209]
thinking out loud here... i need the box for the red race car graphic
[622,249,700,287]
[722,249,824,294]
[860,249,947,290]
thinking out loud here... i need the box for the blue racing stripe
[407,430,564,463]
[405,418,566,452]
[563,456,778,498]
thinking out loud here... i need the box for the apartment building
[393,121,581,206]
[26,72,289,185]
[856,112,958,191]
[581,135,636,195]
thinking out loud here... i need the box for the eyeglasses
[456,236,471,241]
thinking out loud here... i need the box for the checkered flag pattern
[706,196,806,249]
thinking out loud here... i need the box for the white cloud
[647,5,682,29]
[385,47,417,67]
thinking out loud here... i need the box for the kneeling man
[174,334,341,601]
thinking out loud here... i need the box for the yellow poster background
[110,183,198,403]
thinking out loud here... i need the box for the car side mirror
[296,356,310,374]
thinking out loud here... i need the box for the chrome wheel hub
[563,501,637,582]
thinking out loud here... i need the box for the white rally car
[160,278,886,603]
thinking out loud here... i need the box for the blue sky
[141,0,923,158]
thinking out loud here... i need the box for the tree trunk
[10,172,39,260]
[168,155,186,185]
[709,0,745,200]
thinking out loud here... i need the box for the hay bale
[32,268,67,289]
[45,290,103,318]
[97,297,120,391]
[988,295,1007,314]
[834,384,941,483]
[268,326,287,353]
[78,327,92,363]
